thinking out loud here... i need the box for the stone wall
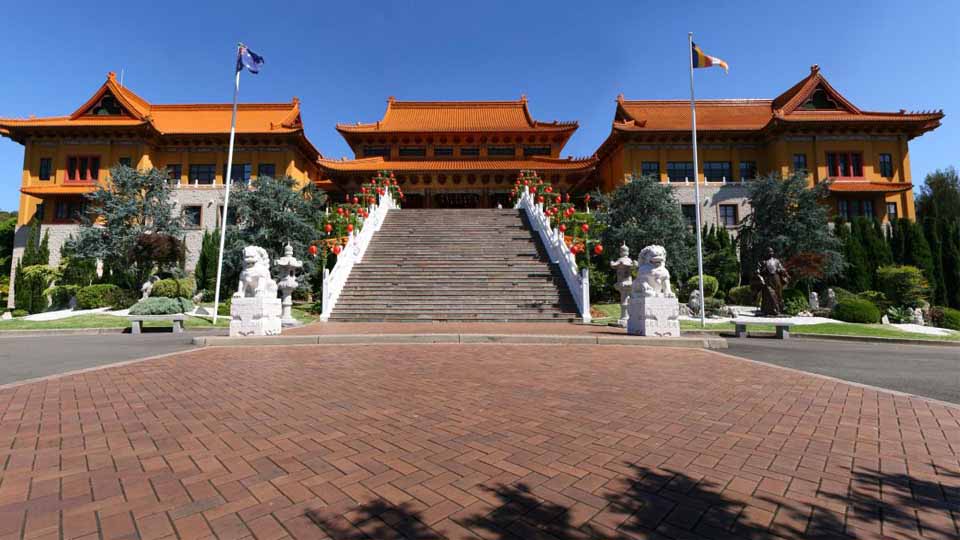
[668,182,751,235]
[6,223,80,309]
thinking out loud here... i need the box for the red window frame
[66,155,101,182]
[826,152,864,178]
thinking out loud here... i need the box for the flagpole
[688,32,706,328]
[212,45,242,324]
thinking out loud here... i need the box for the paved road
[725,337,960,404]
[0,332,204,385]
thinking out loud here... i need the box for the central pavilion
[318,96,597,207]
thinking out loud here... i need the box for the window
[398,147,426,158]
[739,161,757,181]
[487,146,515,157]
[222,163,252,184]
[523,146,551,157]
[792,153,807,174]
[704,161,731,182]
[433,147,453,157]
[879,153,893,178]
[667,161,695,182]
[681,204,697,226]
[90,93,124,115]
[182,206,202,228]
[166,164,182,184]
[118,157,132,167]
[257,163,276,178]
[838,200,849,220]
[719,204,739,227]
[188,164,216,184]
[217,205,238,226]
[641,161,660,179]
[863,199,874,217]
[66,156,100,181]
[38,158,52,180]
[827,152,863,177]
[460,147,480,157]
[838,199,874,220]
[54,200,84,222]
[363,146,391,158]
[886,202,898,221]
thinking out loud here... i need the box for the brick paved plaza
[0,344,958,539]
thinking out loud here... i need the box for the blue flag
[237,45,264,74]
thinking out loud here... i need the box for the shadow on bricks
[302,463,959,539]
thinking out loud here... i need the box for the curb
[0,328,127,337]
[681,329,960,347]
[192,333,728,349]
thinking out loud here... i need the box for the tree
[702,225,739,294]
[0,214,17,274]
[194,228,220,295]
[595,175,695,279]
[837,223,871,292]
[220,176,326,296]
[916,167,960,222]
[738,172,843,282]
[942,222,960,308]
[68,165,183,290]
[891,218,936,299]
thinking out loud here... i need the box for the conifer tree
[838,223,871,292]
[923,218,948,305]
[942,222,960,308]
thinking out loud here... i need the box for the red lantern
[594,244,604,255]
[361,187,368,194]
[559,224,567,233]
[554,196,561,204]
[308,244,318,256]
[537,196,545,204]
[336,207,344,215]
[545,186,553,193]
[333,245,342,256]
[323,223,333,234]
[347,224,354,233]
[523,180,530,186]
[352,197,359,204]
[581,223,590,233]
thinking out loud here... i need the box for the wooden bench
[733,318,795,339]
[129,314,186,334]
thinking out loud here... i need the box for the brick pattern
[0,344,958,539]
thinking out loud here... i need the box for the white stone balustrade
[515,186,591,323]
[319,191,397,321]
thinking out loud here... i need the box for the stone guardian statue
[626,245,681,337]
[610,244,634,327]
[230,246,282,337]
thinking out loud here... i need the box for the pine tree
[942,222,960,308]
[904,220,936,300]
[839,223,871,292]
[36,230,49,266]
[923,218,948,305]
[194,229,221,293]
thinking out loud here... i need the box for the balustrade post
[580,267,591,324]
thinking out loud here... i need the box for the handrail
[515,186,591,323]
[320,191,396,321]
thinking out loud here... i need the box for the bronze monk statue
[752,248,790,316]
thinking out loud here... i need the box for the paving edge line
[0,348,210,391]
[704,348,960,411]
[191,333,728,349]
[0,327,127,337]
[681,329,960,347]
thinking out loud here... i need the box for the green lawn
[0,306,318,332]
[590,303,960,342]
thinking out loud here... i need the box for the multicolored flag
[237,45,265,74]
[691,43,728,73]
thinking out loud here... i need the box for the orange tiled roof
[827,181,913,193]
[337,97,578,133]
[20,183,98,198]
[0,73,311,140]
[318,156,596,172]
[611,65,943,134]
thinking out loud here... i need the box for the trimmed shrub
[703,297,726,317]
[784,296,808,316]
[856,290,889,310]
[782,288,806,305]
[110,289,139,310]
[46,285,80,309]
[831,298,881,324]
[218,298,231,317]
[128,297,193,315]
[151,277,196,299]
[929,306,960,331]
[76,284,121,309]
[12,309,27,318]
[727,285,758,306]
[830,287,857,302]
[686,275,719,298]
[876,265,930,308]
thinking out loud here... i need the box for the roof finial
[810,64,820,73]
[616,93,624,103]
[387,96,395,103]
[520,94,527,102]
[107,71,117,81]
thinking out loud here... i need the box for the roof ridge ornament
[810,64,820,73]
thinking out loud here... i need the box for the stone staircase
[329,209,579,322]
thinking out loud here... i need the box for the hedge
[76,284,136,309]
[128,297,194,315]
[46,285,79,309]
[151,277,196,299]
[876,265,930,308]
[930,306,960,331]
[831,297,881,324]
[685,275,719,298]
[727,285,758,306]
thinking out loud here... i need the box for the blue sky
[0,0,956,211]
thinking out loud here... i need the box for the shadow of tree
[303,463,959,539]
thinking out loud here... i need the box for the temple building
[0,72,321,307]
[318,97,597,207]
[593,65,943,230]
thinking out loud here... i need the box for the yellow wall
[16,139,315,225]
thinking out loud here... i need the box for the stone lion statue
[632,245,674,298]
[234,246,278,299]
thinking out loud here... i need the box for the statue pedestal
[626,295,681,337]
[230,297,282,337]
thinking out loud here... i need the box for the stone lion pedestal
[229,245,283,337]
[626,244,681,338]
